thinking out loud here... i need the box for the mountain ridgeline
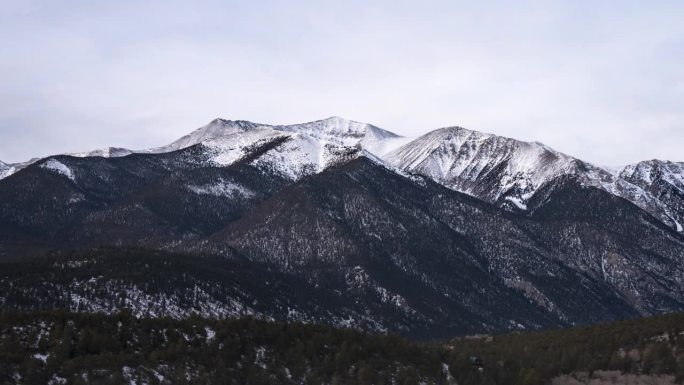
[0,116,683,338]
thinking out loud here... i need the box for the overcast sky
[1,0,682,165]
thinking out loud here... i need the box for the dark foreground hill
[1,311,683,385]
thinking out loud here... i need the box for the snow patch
[41,159,75,181]
[505,196,527,210]
[187,179,254,199]
[33,353,49,363]
[205,326,216,341]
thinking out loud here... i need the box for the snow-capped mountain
[0,158,40,180]
[0,149,133,179]
[1,116,684,338]
[384,125,684,232]
[1,116,682,231]
[0,116,408,181]
[152,116,407,156]
[383,126,594,210]
[148,116,410,181]
[0,117,684,231]
[616,160,684,231]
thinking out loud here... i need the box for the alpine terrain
[0,116,683,339]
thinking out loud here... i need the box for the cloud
[0,0,682,165]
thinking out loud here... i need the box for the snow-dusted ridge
[1,116,682,232]
[150,116,412,181]
[384,125,592,203]
[149,116,410,157]
[0,160,14,179]
[384,125,684,231]
[0,158,40,180]
[0,116,409,180]
[70,147,134,158]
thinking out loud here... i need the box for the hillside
[1,311,683,384]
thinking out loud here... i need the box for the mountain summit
[385,125,683,231]
[150,116,405,156]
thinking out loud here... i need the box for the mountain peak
[385,124,589,210]
[620,159,684,190]
[322,115,351,123]
[207,118,263,130]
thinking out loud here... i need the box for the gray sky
[1,0,682,165]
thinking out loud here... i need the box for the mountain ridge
[2,153,682,337]
[384,123,684,232]
[1,115,683,338]
[2,116,681,234]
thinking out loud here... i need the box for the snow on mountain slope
[272,116,410,156]
[154,116,407,157]
[617,160,684,231]
[384,126,601,208]
[0,148,134,179]
[199,127,289,166]
[1,116,681,233]
[0,158,40,180]
[0,117,407,181]
[0,161,10,180]
[71,147,134,158]
[248,132,356,180]
[149,118,264,154]
[384,126,684,231]
[0,147,133,180]
[620,160,684,192]
[153,116,409,181]
[40,159,76,181]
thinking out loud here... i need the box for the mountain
[384,125,684,232]
[152,116,407,156]
[0,158,40,180]
[0,160,9,179]
[0,116,408,181]
[384,126,589,210]
[3,117,681,233]
[617,160,684,232]
[0,117,683,338]
[145,116,410,181]
[1,155,683,337]
[0,148,132,179]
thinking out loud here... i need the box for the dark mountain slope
[0,151,683,338]
[522,176,684,315]
[205,158,562,337]
[0,140,292,250]
[204,158,683,332]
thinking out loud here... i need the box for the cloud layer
[1,0,682,165]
